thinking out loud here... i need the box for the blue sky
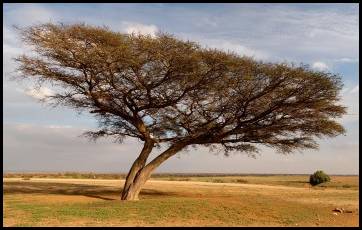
[3,3,359,174]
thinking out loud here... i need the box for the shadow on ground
[275,180,308,184]
[3,181,177,201]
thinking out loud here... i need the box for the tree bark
[120,166,153,201]
[120,141,187,201]
[121,139,154,200]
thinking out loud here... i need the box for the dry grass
[3,176,359,227]
[153,175,359,190]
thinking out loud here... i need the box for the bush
[168,177,190,181]
[212,179,225,183]
[309,170,330,186]
[234,179,248,184]
[22,175,32,180]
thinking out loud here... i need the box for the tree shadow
[276,180,308,184]
[139,188,178,197]
[83,194,117,201]
[3,181,177,200]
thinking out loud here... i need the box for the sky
[3,3,359,174]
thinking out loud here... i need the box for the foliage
[212,179,225,183]
[15,23,346,156]
[234,179,248,183]
[309,170,330,186]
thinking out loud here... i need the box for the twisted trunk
[121,141,187,201]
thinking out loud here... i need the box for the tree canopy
[16,23,346,154]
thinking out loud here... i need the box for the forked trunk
[120,142,187,201]
[121,167,152,200]
[121,140,154,201]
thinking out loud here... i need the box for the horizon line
[3,170,359,176]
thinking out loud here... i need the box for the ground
[3,175,359,227]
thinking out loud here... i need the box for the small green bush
[309,170,330,186]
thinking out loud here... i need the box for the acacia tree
[15,23,346,200]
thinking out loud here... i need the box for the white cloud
[336,58,359,63]
[312,62,329,71]
[13,123,34,131]
[350,85,359,94]
[206,40,269,61]
[3,25,37,80]
[338,85,359,124]
[176,33,270,61]
[3,43,22,56]
[122,22,158,37]
[47,125,73,129]
[25,87,54,100]
[6,4,55,26]
[219,4,359,62]
[3,26,20,47]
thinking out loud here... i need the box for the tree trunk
[121,142,187,201]
[121,140,154,200]
[120,167,152,200]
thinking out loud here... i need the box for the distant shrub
[22,175,32,180]
[235,179,248,184]
[118,174,126,179]
[309,170,330,186]
[168,177,190,181]
[212,179,225,183]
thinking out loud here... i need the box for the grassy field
[3,175,359,227]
